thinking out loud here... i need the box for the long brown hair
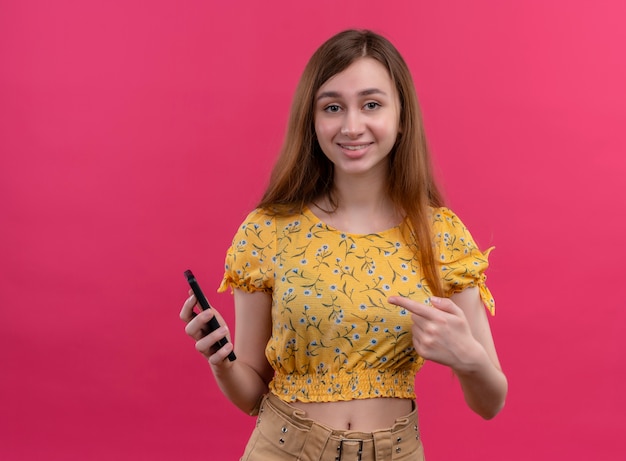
[258,29,445,296]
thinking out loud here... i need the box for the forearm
[181,288,273,415]
[453,345,508,419]
[211,359,271,415]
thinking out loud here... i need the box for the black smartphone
[184,269,236,361]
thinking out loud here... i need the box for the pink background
[1,0,625,459]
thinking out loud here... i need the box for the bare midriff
[290,397,414,431]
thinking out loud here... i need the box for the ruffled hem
[478,246,495,315]
[269,366,421,403]
[443,244,495,316]
[217,275,271,294]
[217,276,232,293]
[478,282,496,316]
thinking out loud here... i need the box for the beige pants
[240,393,425,461]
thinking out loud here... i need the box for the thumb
[429,296,457,313]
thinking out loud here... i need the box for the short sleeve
[217,209,275,294]
[432,207,496,315]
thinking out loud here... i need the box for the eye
[364,101,381,110]
[324,104,342,113]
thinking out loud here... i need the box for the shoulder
[234,208,276,236]
[239,208,275,227]
[240,207,310,227]
[430,206,481,241]
[430,207,496,312]
[223,209,277,255]
[220,209,279,293]
[430,206,487,260]
[232,208,314,243]
[430,206,465,230]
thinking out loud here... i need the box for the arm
[388,287,507,419]
[180,289,274,415]
[449,287,507,419]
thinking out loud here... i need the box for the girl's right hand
[180,293,235,366]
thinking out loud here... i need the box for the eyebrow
[316,88,388,101]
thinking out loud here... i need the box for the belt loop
[372,430,392,460]
[298,423,333,461]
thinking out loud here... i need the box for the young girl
[181,29,507,460]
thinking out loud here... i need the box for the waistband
[256,392,422,461]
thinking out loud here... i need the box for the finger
[185,308,218,340]
[194,326,226,354]
[388,296,433,319]
[429,296,462,315]
[194,325,232,360]
[179,294,198,322]
[411,315,440,341]
[208,340,235,366]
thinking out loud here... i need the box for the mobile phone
[184,269,236,361]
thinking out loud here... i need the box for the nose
[340,111,363,138]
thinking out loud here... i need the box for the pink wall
[1,1,625,459]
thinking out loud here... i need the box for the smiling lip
[338,143,373,151]
[337,143,373,160]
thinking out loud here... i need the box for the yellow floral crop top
[218,206,494,403]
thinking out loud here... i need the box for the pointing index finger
[388,295,433,318]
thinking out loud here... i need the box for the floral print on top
[218,206,495,403]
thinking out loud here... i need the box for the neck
[333,179,389,212]
[332,163,389,205]
[313,171,402,234]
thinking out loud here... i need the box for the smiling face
[314,57,401,182]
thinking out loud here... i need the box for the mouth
[338,143,372,151]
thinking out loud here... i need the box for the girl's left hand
[388,295,482,371]
[390,289,507,419]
